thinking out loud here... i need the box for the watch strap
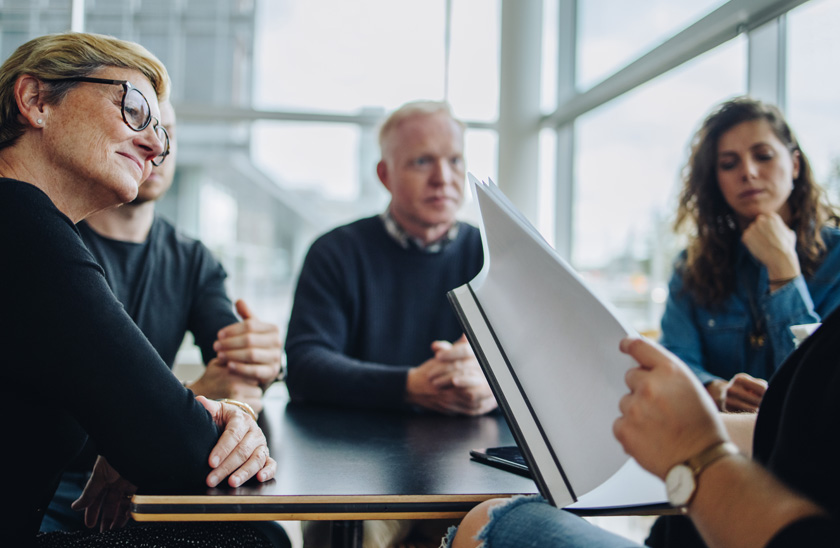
[687,441,739,479]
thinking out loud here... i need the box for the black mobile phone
[470,445,532,478]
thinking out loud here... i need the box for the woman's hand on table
[706,373,767,412]
[613,337,729,479]
[71,455,136,532]
[722,373,767,412]
[196,395,276,488]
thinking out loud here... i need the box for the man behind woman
[444,98,840,547]
[0,32,285,546]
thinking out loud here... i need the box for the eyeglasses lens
[123,87,151,131]
[151,128,170,167]
[154,125,169,146]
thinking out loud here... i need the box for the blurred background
[2,0,838,354]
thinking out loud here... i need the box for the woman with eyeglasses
[0,33,286,547]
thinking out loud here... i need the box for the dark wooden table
[131,393,538,547]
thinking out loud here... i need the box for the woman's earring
[36,119,43,125]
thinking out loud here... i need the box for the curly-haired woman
[659,96,840,413]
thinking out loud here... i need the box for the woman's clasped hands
[198,395,276,488]
[73,395,276,531]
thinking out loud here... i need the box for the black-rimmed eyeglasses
[45,76,170,166]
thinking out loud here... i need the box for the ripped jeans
[441,496,643,548]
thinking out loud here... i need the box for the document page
[465,175,662,506]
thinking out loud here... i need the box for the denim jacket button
[708,319,715,327]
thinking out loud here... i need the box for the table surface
[131,393,539,522]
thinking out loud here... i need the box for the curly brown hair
[675,96,838,308]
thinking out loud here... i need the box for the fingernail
[210,455,220,467]
[230,474,241,487]
[208,474,218,486]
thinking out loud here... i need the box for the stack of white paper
[449,174,666,510]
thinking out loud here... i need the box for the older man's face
[378,112,465,241]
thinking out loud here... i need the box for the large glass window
[253,0,448,114]
[573,38,746,330]
[460,128,500,225]
[786,0,840,202]
[250,122,497,212]
[253,0,499,119]
[251,0,501,206]
[252,122,364,201]
[576,0,726,90]
[447,0,501,122]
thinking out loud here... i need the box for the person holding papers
[659,97,840,413]
[285,100,496,547]
[445,320,840,547]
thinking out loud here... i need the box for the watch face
[666,464,695,507]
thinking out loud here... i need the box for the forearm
[286,346,410,408]
[185,372,245,400]
[689,456,824,548]
[52,287,221,489]
[766,277,817,326]
[95,378,221,489]
[190,295,238,365]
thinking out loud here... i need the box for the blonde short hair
[0,32,169,150]
[378,100,465,158]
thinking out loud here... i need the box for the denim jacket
[659,226,840,385]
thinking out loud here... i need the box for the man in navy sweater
[286,101,497,547]
[286,100,496,415]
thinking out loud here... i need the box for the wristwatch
[665,441,739,512]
